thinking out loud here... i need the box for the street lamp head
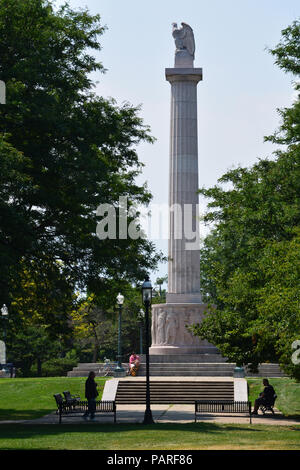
[116,293,124,306]
[142,275,152,304]
[1,304,8,317]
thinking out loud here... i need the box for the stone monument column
[150,22,217,356]
[166,63,202,303]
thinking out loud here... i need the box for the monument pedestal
[149,303,218,356]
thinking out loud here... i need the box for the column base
[166,293,202,303]
[149,345,218,355]
[150,302,218,356]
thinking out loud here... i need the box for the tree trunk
[37,358,42,377]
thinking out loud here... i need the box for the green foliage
[9,325,62,377]
[192,20,300,379]
[268,19,300,76]
[29,356,79,378]
[0,0,164,372]
[0,377,108,420]
[0,0,162,307]
[71,286,147,363]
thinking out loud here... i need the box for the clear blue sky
[56,0,299,284]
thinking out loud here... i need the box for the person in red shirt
[129,352,140,376]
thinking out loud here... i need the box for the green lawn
[0,377,109,421]
[247,378,300,418]
[0,422,299,450]
[0,376,300,450]
[0,376,299,421]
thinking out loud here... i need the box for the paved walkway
[1,405,300,426]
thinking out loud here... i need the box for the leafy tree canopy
[0,0,162,306]
[192,20,300,379]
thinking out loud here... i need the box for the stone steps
[67,363,127,377]
[138,364,235,377]
[67,361,286,377]
[115,380,234,404]
[137,363,286,377]
[145,354,228,363]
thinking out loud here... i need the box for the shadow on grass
[0,422,267,441]
[0,409,55,421]
[2,423,300,451]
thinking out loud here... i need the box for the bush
[27,351,79,377]
[40,357,78,377]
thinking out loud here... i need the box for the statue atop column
[172,22,195,68]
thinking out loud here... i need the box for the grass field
[0,376,299,450]
[0,377,108,420]
[0,376,299,421]
[0,422,299,450]
[247,378,300,418]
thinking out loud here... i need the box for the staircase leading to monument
[115,379,234,404]
[137,362,286,377]
[68,362,128,377]
[67,359,286,377]
[138,363,235,377]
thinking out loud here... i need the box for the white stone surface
[0,81,5,104]
[150,28,214,357]
[233,378,249,401]
[166,68,202,299]
[102,378,119,401]
[150,303,217,355]
[172,22,195,68]
[0,340,6,364]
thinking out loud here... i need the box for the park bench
[195,400,252,424]
[63,390,81,408]
[53,393,116,424]
[259,393,277,415]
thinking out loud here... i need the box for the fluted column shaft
[166,68,202,303]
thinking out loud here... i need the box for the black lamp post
[1,304,8,370]
[1,304,8,342]
[115,293,125,374]
[142,276,154,424]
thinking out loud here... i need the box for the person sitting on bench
[252,378,275,415]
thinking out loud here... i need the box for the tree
[191,20,300,379]
[10,325,61,376]
[0,135,33,302]
[10,258,76,335]
[0,0,162,310]
[155,275,168,297]
[71,287,146,363]
[3,257,77,375]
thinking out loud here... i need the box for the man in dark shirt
[82,371,99,420]
[252,378,276,415]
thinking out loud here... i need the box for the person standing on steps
[82,371,98,420]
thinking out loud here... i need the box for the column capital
[165,68,203,84]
